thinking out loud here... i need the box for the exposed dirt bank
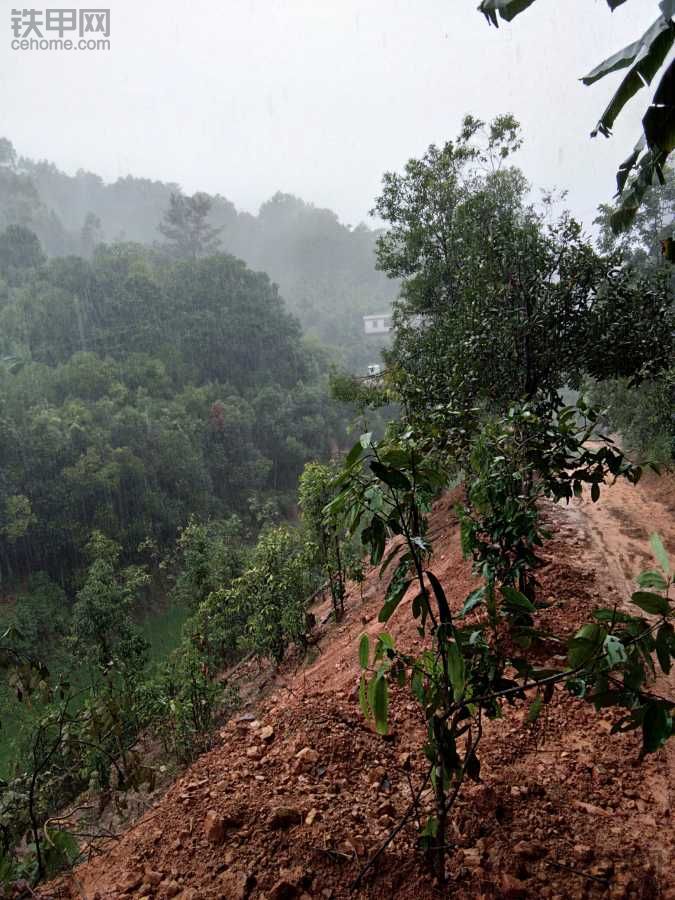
[41,480,675,900]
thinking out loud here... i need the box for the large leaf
[479,0,627,24]
[642,702,673,754]
[650,532,671,574]
[372,674,389,735]
[478,0,537,26]
[425,570,453,624]
[501,585,536,612]
[447,641,466,701]
[611,144,668,232]
[631,591,671,616]
[642,56,675,153]
[585,11,675,137]
[636,569,669,591]
[568,623,606,667]
[656,622,674,674]
[378,576,412,623]
[358,633,370,669]
[582,12,674,86]
[370,461,411,492]
[345,439,364,468]
[460,586,486,617]
[358,673,369,719]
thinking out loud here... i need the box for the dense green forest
[0,232,353,581]
[0,138,395,370]
[0,208,360,794]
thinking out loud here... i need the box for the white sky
[2,0,665,230]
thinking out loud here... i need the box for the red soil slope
[41,483,675,900]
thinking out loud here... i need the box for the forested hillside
[0,218,357,796]
[0,138,395,369]
[0,232,349,580]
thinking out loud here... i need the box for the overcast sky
[2,0,665,230]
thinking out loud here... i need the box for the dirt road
[551,472,675,897]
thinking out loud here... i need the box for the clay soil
[41,477,675,900]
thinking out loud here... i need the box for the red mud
[41,483,675,900]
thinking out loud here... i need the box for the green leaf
[377,631,395,651]
[650,533,671,575]
[378,577,411,623]
[592,608,636,624]
[411,666,424,703]
[419,815,438,838]
[368,516,386,565]
[583,12,675,137]
[642,702,673,755]
[370,461,412,492]
[631,591,671,617]
[345,440,364,468]
[358,633,370,669]
[656,623,674,675]
[460,586,485,617]
[501,586,536,612]
[568,624,606,667]
[359,432,373,449]
[526,695,543,724]
[358,673,369,719]
[447,641,465,701]
[582,14,673,86]
[636,570,668,591]
[372,674,389,736]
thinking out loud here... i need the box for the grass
[140,600,192,670]
[0,601,191,779]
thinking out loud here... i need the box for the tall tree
[373,116,673,445]
[158,191,222,260]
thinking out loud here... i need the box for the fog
[4,0,655,228]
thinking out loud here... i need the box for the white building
[363,313,392,335]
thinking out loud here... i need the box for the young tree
[0,225,45,279]
[299,461,348,619]
[70,532,148,672]
[0,138,16,169]
[80,212,103,259]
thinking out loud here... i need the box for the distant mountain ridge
[0,138,396,368]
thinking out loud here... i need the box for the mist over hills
[0,139,395,370]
